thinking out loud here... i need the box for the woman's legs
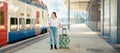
[53,28,57,45]
[50,27,57,49]
[50,27,53,49]
[50,30,53,45]
[52,27,57,49]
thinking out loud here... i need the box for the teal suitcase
[59,28,70,49]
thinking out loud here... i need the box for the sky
[42,0,68,18]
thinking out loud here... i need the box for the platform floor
[0,24,119,53]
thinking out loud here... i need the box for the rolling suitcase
[59,28,70,49]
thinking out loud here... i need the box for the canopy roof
[62,0,91,11]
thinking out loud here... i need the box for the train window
[26,19,31,24]
[19,18,25,30]
[0,11,4,25]
[10,18,18,31]
[32,19,35,28]
[26,19,31,29]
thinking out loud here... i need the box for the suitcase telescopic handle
[62,28,67,34]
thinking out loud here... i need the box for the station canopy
[62,0,91,11]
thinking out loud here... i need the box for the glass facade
[87,0,100,31]
[87,0,119,44]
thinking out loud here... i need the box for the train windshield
[0,11,4,25]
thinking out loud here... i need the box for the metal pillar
[68,0,70,30]
[101,0,104,36]
[95,0,98,31]
[109,0,111,43]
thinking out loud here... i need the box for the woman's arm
[59,23,63,28]
[57,19,63,28]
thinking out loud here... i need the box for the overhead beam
[64,1,90,3]
[64,3,89,6]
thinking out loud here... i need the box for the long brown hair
[52,12,57,18]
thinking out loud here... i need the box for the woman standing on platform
[48,12,62,50]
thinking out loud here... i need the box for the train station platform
[0,24,119,53]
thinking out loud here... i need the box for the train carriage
[0,0,48,46]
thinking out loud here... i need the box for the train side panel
[8,0,25,43]
[7,1,36,43]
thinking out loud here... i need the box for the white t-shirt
[49,18,61,28]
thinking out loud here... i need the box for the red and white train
[0,0,48,46]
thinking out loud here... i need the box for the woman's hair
[52,12,57,18]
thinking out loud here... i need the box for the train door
[36,11,40,35]
[0,2,8,46]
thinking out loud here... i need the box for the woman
[48,12,62,50]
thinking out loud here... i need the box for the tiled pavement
[2,24,119,53]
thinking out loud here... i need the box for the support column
[68,0,70,30]
[101,0,104,36]
[117,0,120,43]
[110,0,117,44]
